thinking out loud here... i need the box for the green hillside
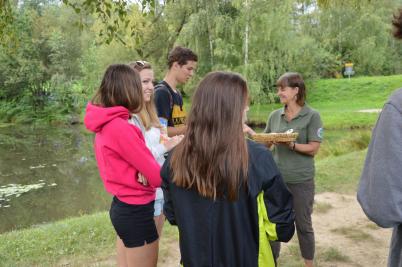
[249,75,402,129]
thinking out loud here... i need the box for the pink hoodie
[84,103,161,205]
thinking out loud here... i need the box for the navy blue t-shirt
[154,81,186,127]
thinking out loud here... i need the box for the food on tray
[251,132,299,144]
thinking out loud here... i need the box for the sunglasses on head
[135,60,148,67]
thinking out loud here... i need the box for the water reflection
[0,124,110,233]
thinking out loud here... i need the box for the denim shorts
[154,188,164,217]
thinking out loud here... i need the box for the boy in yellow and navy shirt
[154,46,198,137]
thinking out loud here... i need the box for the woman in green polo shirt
[264,72,323,267]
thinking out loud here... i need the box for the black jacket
[161,140,295,267]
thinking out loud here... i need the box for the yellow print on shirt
[172,104,186,127]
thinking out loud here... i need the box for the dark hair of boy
[167,46,198,69]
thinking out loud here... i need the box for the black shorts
[109,196,158,248]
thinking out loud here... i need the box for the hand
[137,173,149,186]
[243,124,256,136]
[160,127,168,136]
[164,135,184,151]
[287,141,295,150]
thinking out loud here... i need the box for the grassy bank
[248,74,402,129]
[0,211,180,267]
[0,213,115,267]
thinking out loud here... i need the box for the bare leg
[125,239,158,267]
[154,214,165,237]
[116,236,128,267]
[304,259,314,267]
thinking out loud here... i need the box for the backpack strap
[155,83,173,111]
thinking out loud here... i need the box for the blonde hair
[128,61,161,130]
[138,98,161,130]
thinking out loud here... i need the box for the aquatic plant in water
[0,181,57,208]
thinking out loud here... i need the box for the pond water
[0,124,110,234]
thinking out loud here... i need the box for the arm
[167,125,187,137]
[358,102,402,228]
[288,141,320,156]
[110,120,161,188]
[260,151,295,242]
[147,143,167,161]
[243,124,256,136]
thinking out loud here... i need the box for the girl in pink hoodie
[84,64,162,267]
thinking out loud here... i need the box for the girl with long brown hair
[161,71,295,267]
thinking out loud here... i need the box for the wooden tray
[251,132,299,144]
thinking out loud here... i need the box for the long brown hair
[129,61,160,130]
[170,71,249,201]
[92,64,143,113]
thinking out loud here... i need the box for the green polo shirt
[264,104,323,184]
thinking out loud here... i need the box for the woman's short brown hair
[276,72,306,106]
[92,64,143,113]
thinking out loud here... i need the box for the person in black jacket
[161,71,295,267]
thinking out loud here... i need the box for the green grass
[277,243,351,266]
[319,247,351,263]
[0,212,180,267]
[248,74,402,129]
[314,202,333,214]
[0,213,115,267]
[331,226,375,242]
[315,149,366,194]
[316,129,371,160]
[365,222,381,230]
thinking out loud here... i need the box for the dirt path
[90,192,391,267]
[278,192,391,267]
[312,192,390,266]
